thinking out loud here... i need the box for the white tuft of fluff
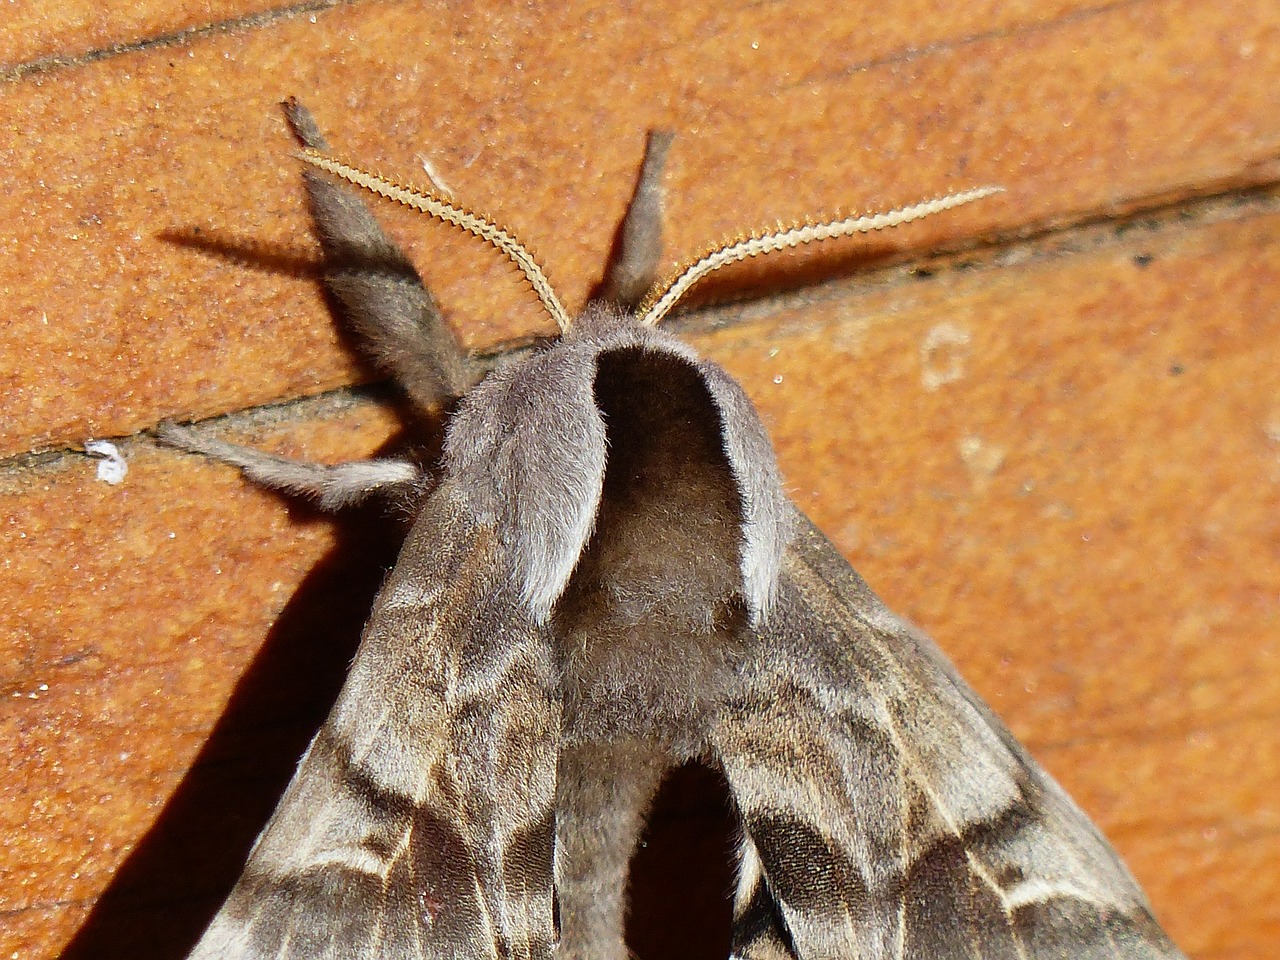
[84,439,128,485]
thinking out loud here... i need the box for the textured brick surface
[4,0,1279,457]
[3,2,1278,958]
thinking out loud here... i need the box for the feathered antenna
[298,149,572,332]
[637,186,1004,327]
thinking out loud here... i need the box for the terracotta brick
[3,2,1277,958]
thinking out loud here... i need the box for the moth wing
[715,508,1184,960]
[187,485,559,960]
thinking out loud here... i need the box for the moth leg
[555,740,672,960]
[157,421,421,510]
[283,97,482,409]
[592,130,674,311]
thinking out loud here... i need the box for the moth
[160,100,1187,959]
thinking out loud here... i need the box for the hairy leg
[592,130,674,311]
[157,421,421,510]
[285,98,480,409]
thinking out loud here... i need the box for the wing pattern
[188,484,559,960]
[715,509,1183,960]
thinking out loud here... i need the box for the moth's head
[441,303,788,627]
[297,149,1001,625]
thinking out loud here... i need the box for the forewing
[188,485,559,960]
[714,508,1184,960]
